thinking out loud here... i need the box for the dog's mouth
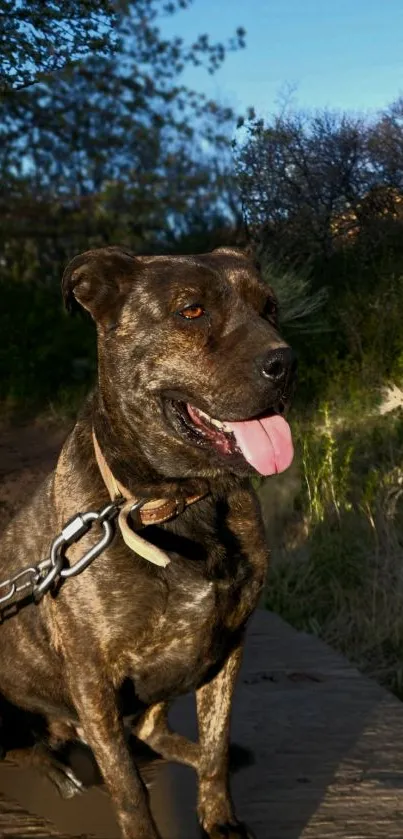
[167,400,294,476]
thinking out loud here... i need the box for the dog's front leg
[196,640,255,839]
[68,669,160,839]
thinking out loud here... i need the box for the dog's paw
[201,821,256,839]
[47,763,85,799]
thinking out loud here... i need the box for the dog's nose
[261,347,297,384]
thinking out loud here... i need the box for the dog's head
[62,246,297,480]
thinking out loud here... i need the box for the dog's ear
[212,246,252,260]
[62,246,139,326]
[212,244,261,271]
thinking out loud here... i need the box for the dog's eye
[178,304,205,320]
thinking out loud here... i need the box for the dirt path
[0,422,68,530]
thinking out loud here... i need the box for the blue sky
[162,0,403,120]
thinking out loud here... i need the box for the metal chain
[0,500,123,612]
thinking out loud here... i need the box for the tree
[0,1,245,285]
[0,0,118,92]
[236,99,403,267]
[235,108,367,261]
[367,98,403,191]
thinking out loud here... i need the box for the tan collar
[92,430,206,567]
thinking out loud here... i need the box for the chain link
[0,566,43,607]
[0,500,124,613]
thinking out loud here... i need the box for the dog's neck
[65,392,252,576]
[80,390,238,502]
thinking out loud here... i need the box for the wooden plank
[0,789,89,838]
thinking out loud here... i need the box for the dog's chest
[114,571,249,704]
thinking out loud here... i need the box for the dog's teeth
[196,408,209,420]
[202,414,224,430]
[193,406,225,431]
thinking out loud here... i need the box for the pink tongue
[227,414,294,476]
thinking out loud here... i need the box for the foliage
[261,258,328,334]
[1,0,246,92]
[0,0,117,91]
[0,0,245,291]
[236,99,403,264]
[0,278,96,412]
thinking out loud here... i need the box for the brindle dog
[0,246,296,839]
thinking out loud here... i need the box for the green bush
[0,278,96,414]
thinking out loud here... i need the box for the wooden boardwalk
[1,609,403,838]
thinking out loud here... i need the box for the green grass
[262,397,403,698]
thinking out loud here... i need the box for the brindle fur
[0,246,295,839]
